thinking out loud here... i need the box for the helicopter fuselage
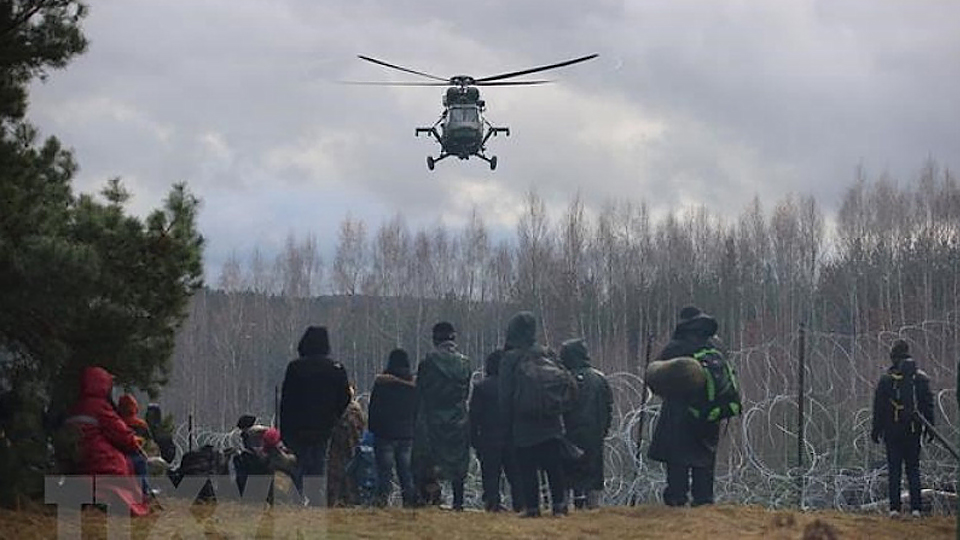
[416,85,508,169]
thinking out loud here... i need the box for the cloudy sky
[27,1,960,279]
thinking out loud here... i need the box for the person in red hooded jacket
[117,394,151,495]
[66,366,150,516]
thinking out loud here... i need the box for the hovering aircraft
[352,53,598,170]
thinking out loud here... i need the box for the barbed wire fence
[162,321,958,513]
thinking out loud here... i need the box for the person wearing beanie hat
[871,339,935,517]
[647,305,724,507]
[369,349,418,507]
[469,349,522,512]
[280,325,351,505]
[413,321,472,510]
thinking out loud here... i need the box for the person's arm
[368,384,381,436]
[498,355,515,434]
[601,375,614,438]
[279,363,294,443]
[335,366,351,418]
[917,373,935,426]
[871,377,886,442]
[468,382,482,448]
[97,401,140,454]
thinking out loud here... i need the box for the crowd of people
[61,306,942,519]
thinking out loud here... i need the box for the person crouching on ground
[369,348,418,507]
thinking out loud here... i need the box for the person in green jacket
[560,338,613,510]
[412,321,472,510]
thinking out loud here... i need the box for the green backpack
[687,347,742,423]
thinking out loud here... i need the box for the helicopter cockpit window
[450,107,479,123]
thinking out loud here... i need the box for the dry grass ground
[0,502,954,539]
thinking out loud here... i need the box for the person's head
[298,325,330,357]
[505,311,537,349]
[432,322,456,346]
[80,366,115,399]
[117,394,139,418]
[263,427,282,449]
[559,338,590,369]
[484,349,503,376]
[889,339,910,364]
[675,305,718,339]
[385,348,412,380]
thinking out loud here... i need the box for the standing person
[647,306,724,507]
[559,339,613,510]
[66,367,150,516]
[368,348,418,507]
[413,322,472,510]
[280,325,351,505]
[871,339,935,518]
[327,385,366,507]
[499,311,570,517]
[469,349,521,512]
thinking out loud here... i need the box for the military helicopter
[352,54,598,170]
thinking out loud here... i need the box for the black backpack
[888,370,920,433]
[513,350,577,420]
[687,347,741,423]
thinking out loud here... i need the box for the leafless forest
[164,162,958,509]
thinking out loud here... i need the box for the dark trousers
[516,438,567,513]
[477,444,521,511]
[374,438,415,507]
[290,438,330,506]
[885,435,922,512]
[664,461,715,506]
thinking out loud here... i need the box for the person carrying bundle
[647,306,739,507]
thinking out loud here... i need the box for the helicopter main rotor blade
[340,81,450,86]
[474,53,598,83]
[357,55,448,82]
[475,80,553,86]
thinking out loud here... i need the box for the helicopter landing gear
[427,156,435,170]
[490,156,498,171]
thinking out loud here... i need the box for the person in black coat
[368,348,418,507]
[647,306,723,507]
[871,339,935,517]
[469,349,521,512]
[280,325,350,504]
[560,339,613,510]
[499,311,568,517]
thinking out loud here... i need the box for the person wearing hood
[117,394,151,496]
[871,339,935,518]
[369,348,418,507]
[560,339,613,510]
[66,366,150,516]
[327,385,366,507]
[469,349,521,512]
[412,321,472,510]
[648,306,723,507]
[499,311,568,517]
[280,325,351,503]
